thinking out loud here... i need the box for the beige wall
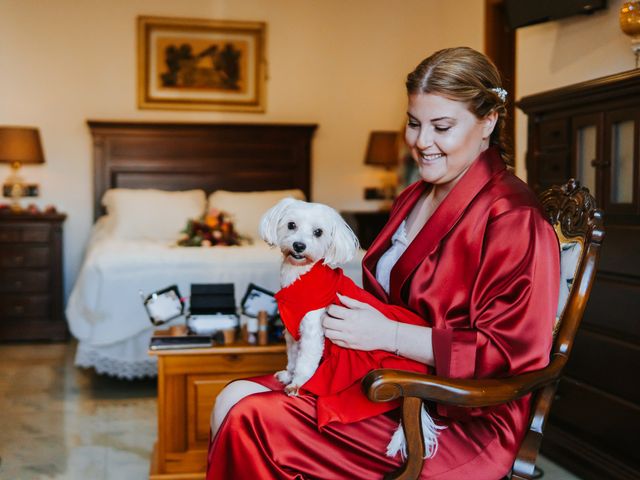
[515,0,636,178]
[0,0,483,298]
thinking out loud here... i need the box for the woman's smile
[418,152,445,164]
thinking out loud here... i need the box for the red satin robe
[275,261,429,427]
[206,147,560,480]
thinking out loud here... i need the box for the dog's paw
[284,384,300,397]
[274,370,292,385]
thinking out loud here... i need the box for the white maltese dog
[259,197,443,459]
[260,198,358,394]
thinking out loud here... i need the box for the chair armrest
[363,354,566,408]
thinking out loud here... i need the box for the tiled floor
[0,342,156,480]
[0,342,582,480]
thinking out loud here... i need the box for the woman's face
[405,93,497,189]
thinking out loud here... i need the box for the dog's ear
[324,210,360,267]
[259,197,298,245]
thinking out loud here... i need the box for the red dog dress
[275,261,431,428]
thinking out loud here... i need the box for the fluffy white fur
[259,198,443,459]
[260,198,359,396]
[386,406,444,459]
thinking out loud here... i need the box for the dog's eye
[313,228,323,238]
[287,222,296,230]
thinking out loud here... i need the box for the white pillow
[208,189,306,240]
[101,188,206,241]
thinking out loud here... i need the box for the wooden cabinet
[519,70,640,480]
[341,210,390,249]
[0,212,67,341]
[149,343,286,479]
[520,70,640,223]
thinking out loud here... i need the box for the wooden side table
[0,212,67,341]
[341,210,390,249]
[149,342,286,479]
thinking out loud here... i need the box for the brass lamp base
[3,162,41,212]
[2,183,25,212]
[3,161,25,212]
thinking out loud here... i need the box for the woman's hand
[322,293,394,351]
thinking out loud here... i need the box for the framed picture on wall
[137,16,267,112]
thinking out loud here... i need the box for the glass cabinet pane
[611,120,635,204]
[576,125,597,194]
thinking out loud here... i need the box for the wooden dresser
[518,70,640,480]
[149,342,286,479]
[0,212,67,341]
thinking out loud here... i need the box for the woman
[206,47,560,479]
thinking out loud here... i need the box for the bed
[66,121,364,379]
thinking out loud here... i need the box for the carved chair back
[511,179,604,478]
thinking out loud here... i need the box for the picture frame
[140,285,185,326]
[240,283,278,318]
[137,16,267,112]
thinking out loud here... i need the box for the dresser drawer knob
[14,305,25,314]
[14,255,25,265]
[14,280,23,289]
[590,158,611,168]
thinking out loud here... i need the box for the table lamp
[0,126,45,211]
[364,131,400,207]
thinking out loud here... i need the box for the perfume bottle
[257,310,268,346]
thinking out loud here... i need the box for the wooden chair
[362,179,605,480]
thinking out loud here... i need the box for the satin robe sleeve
[431,208,559,419]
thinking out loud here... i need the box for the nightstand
[149,340,286,478]
[0,212,67,341]
[341,210,390,249]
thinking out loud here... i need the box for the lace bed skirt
[74,328,157,379]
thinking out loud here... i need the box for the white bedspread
[66,222,364,379]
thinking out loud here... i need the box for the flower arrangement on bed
[177,209,247,247]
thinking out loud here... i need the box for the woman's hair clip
[490,87,507,102]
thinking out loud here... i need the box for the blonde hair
[406,47,512,165]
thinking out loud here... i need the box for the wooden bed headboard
[87,121,317,220]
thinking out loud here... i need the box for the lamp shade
[0,127,45,165]
[364,131,399,168]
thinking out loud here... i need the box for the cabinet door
[604,109,639,216]
[572,114,603,202]
[533,117,570,191]
[188,374,232,448]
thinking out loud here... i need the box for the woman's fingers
[323,324,346,341]
[322,312,344,331]
[336,293,370,310]
[325,303,351,319]
[326,297,371,319]
[322,312,351,345]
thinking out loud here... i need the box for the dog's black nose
[293,242,306,253]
